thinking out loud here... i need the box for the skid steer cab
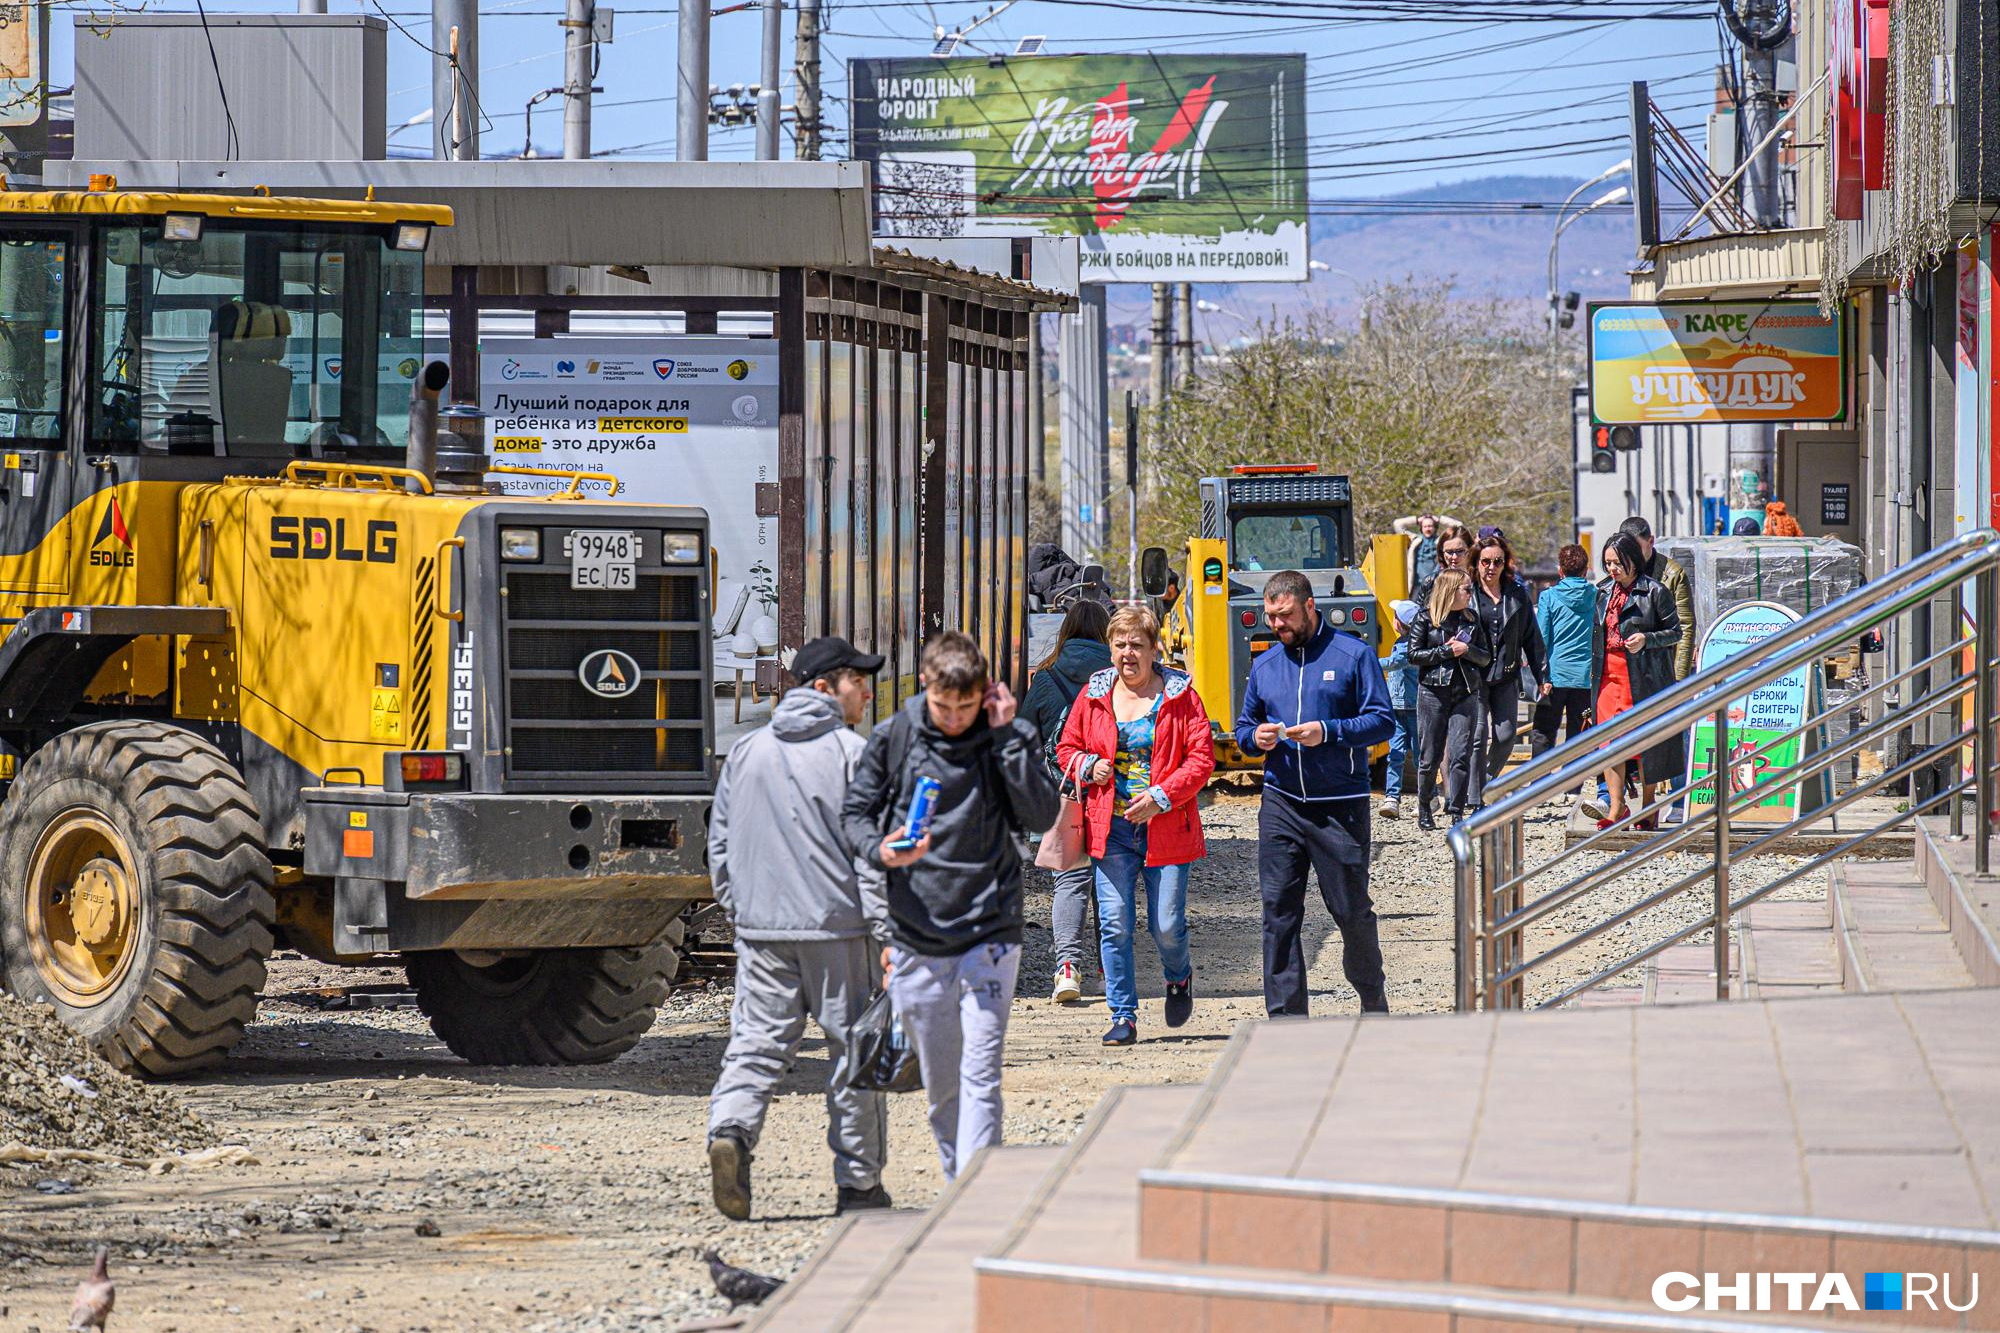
[0,182,713,1076]
[1145,465,1379,773]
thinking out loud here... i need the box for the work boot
[1416,809,1437,832]
[836,1183,894,1215]
[708,1127,754,1221]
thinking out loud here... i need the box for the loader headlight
[161,213,204,243]
[661,531,702,564]
[500,527,541,562]
[394,223,433,253]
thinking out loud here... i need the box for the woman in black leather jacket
[1405,569,1492,830]
[1591,532,1685,828]
[1470,533,1551,790]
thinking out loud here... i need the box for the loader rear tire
[406,916,683,1065]
[0,721,275,1078]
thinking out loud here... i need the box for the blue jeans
[1385,707,1417,799]
[1093,816,1193,1023]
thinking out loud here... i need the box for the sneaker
[1051,961,1082,1005]
[1579,796,1608,821]
[1378,798,1401,819]
[708,1127,753,1221]
[1163,978,1193,1029]
[836,1183,894,1214]
[1102,1019,1138,1046]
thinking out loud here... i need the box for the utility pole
[562,0,594,160]
[432,0,478,159]
[1173,282,1194,385]
[677,0,711,161]
[1060,288,1110,558]
[1028,316,1046,483]
[1149,282,1172,414]
[756,0,782,159]
[298,0,327,13]
[1731,0,1783,528]
[793,0,821,160]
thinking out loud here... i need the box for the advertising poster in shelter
[849,53,1308,283]
[480,339,778,680]
[1587,300,1846,425]
[1684,602,1808,825]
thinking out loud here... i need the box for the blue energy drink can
[903,776,942,843]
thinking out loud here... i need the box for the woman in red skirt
[1591,532,1685,828]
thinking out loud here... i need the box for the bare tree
[1147,282,1575,570]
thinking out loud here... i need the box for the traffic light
[1559,291,1581,330]
[1610,424,1640,451]
[1591,426,1617,473]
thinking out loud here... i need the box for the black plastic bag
[843,989,923,1093]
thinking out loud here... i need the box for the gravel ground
[0,790,1819,1333]
[0,993,214,1159]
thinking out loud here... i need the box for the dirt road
[0,794,1781,1331]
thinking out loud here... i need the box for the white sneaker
[1378,798,1401,819]
[1052,961,1082,1004]
[1579,796,1608,821]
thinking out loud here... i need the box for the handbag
[1034,751,1092,871]
[843,988,923,1093]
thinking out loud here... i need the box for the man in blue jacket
[1234,570,1398,1016]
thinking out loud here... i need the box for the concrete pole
[563,0,593,160]
[1174,282,1194,385]
[1060,287,1109,557]
[756,0,782,159]
[794,0,821,159]
[1742,41,1781,228]
[678,0,711,161]
[1149,282,1171,414]
[1028,315,1046,483]
[432,0,477,160]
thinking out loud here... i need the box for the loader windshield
[1230,510,1342,572]
[91,219,430,458]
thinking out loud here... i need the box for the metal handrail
[1450,527,2000,1011]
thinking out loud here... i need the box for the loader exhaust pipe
[407,360,451,487]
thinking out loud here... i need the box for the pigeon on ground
[69,1247,114,1330]
[703,1248,784,1309]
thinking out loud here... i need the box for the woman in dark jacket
[1406,569,1492,830]
[1591,531,1685,829]
[1019,600,1112,1005]
[1469,533,1551,790]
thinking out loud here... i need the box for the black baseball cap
[792,635,885,684]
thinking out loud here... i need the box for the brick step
[1738,896,1842,999]
[1913,817,2000,986]
[745,1210,921,1333]
[813,1142,1060,1332]
[1831,860,1976,993]
[1131,1172,2000,1316]
[1148,991,2000,1236]
[974,1252,1939,1333]
[977,1084,1204,1297]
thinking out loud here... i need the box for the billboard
[850,53,1308,284]
[481,338,778,680]
[1587,300,1847,425]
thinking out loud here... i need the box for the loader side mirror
[1140,546,1171,597]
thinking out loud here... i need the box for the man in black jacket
[841,631,1060,1180]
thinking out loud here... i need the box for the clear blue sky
[49,1,1723,194]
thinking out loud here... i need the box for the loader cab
[0,185,446,605]
[1204,466,1377,730]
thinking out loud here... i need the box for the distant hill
[1104,174,1643,330]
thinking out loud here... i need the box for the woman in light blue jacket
[1531,544,1601,800]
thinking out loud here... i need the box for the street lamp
[1547,184,1630,335]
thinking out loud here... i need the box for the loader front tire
[406,916,683,1065]
[0,722,275,1078]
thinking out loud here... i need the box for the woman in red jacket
[1056,606,1215,1046]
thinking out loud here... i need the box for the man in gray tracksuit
[707,636,894,1221]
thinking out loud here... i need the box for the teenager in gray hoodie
[707,636,894,1221]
